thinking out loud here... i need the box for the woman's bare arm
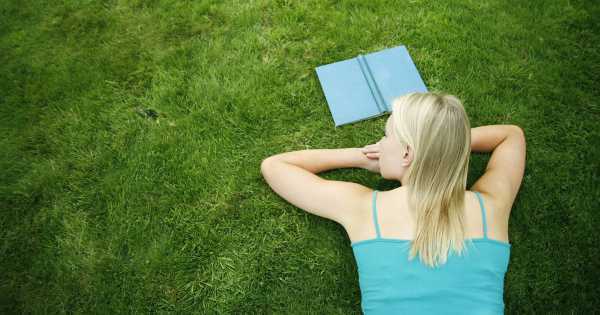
[471,125,522,153]
[470,124,527,213]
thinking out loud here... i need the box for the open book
[315,45,428,127]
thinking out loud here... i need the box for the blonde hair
[391,92,472,268]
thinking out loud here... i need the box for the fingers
[361,143,380,154]
[365,152,380,159]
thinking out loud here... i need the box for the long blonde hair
[391,92,472,268]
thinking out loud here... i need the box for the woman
[261,92,526,314]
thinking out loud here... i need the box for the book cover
[315,45,428,127]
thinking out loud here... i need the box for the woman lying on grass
[261,92,526,315]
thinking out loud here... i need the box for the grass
[1,0,598,313]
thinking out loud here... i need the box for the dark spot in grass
[136,107,160,120]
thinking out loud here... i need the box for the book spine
[357,54,387,113]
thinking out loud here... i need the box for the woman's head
[379,92,471,185]
[381,92,472,268]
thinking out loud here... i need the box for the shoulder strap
[372,190,382,238]
[474,191,489,239]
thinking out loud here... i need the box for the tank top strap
[372,190,382,238]
[474,191,489,239]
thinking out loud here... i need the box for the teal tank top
[351,190,511,315]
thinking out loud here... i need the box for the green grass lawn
[1,0,598,313]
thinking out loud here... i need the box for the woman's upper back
[347,188,510,245]
[350,189,511,315]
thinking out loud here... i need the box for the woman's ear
[402,145,413,166]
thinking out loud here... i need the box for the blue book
[315,45,428,127]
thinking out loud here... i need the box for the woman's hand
[360,141,381,174]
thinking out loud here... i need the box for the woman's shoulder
[468,190,511,243]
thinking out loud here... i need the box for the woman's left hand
[359,142,381,174]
